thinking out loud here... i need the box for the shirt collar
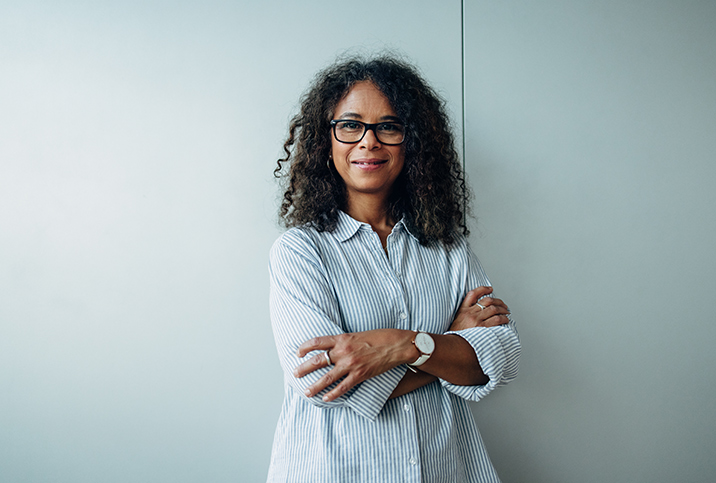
[333,210,364,242]
[333,210,421,243]
[393,217,421,243]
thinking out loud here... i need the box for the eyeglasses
[330,119,405,145]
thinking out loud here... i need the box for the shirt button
[403,404,411,412]
[399,311,407,319]
[409,457,417,466]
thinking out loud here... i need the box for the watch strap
[409,353,431,367]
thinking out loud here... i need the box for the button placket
[364,229,408,329]
[386,228,404,278]
[385,229,411,329]
[396,394,421,480]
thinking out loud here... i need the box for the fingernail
[322,395,330,402]
[305,389,311,396]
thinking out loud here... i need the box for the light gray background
[1,1,714,482]
[465,2,716,483]
[0,2,460,482]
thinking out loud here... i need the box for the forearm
[417,334,488,386]
[380,330,488,387]
[296,327,489,406]
[389,370,438,399]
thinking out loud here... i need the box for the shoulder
[429,232,472,259]
[449,234,483,264]
[438,233,486,275]
[272,225,314,250]
[270,225,330,268]
[448,232,470,251]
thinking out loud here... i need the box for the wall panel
[464,2,716,481]
[0,2,461,481]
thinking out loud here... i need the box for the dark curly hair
[274,54,470,246]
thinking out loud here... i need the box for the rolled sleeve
[441,316,521,401]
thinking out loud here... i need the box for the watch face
[415,332,435,354]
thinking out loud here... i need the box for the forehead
[334,81,396,118]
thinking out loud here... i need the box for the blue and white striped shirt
[268,211,520,482]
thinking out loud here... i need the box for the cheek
[330,139,341,159]
[393,149,406,170]
[332,143,353,161]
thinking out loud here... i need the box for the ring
[324,351,332,366]
[476,303,486,310]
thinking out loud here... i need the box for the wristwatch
[408,331,435,367]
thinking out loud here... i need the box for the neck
[345,192,395,232]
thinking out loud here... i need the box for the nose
[359,126,382,149]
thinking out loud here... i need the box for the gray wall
[0,1,460,482]
[2,1,715,482]
[465,1,716,482]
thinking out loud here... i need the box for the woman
[268,55,520,482]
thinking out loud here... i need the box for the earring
[327,153,332,169]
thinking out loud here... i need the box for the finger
[467,286,493,303]
[477,297,510,314]
[294,350,332,378]
[480,304,511,320]
[483,314,511,327]
[305,365,348,398]
[297,336,336,358]
[477,299,510,315]
[323,373,360,402]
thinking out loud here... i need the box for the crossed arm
[294,286,511,402]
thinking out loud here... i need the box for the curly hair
[274,54,470,246]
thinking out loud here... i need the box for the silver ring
[476,303,486,310]
[324,351,332,365]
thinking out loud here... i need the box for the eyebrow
[336,112,402,122]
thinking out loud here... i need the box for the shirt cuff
[441,327,509,401]
[345,365,407,420]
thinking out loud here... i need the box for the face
[330,81,405,206]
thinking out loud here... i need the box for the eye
[336,121,362,131]
[377,123,402,133]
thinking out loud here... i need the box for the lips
[351,159,387,166]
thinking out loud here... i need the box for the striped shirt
[268,210,520,482]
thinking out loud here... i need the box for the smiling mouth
[352,159,387,166]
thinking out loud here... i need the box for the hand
[293,329,412,402]
[449,286,510,331]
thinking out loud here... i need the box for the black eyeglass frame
[330,119,406,146]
